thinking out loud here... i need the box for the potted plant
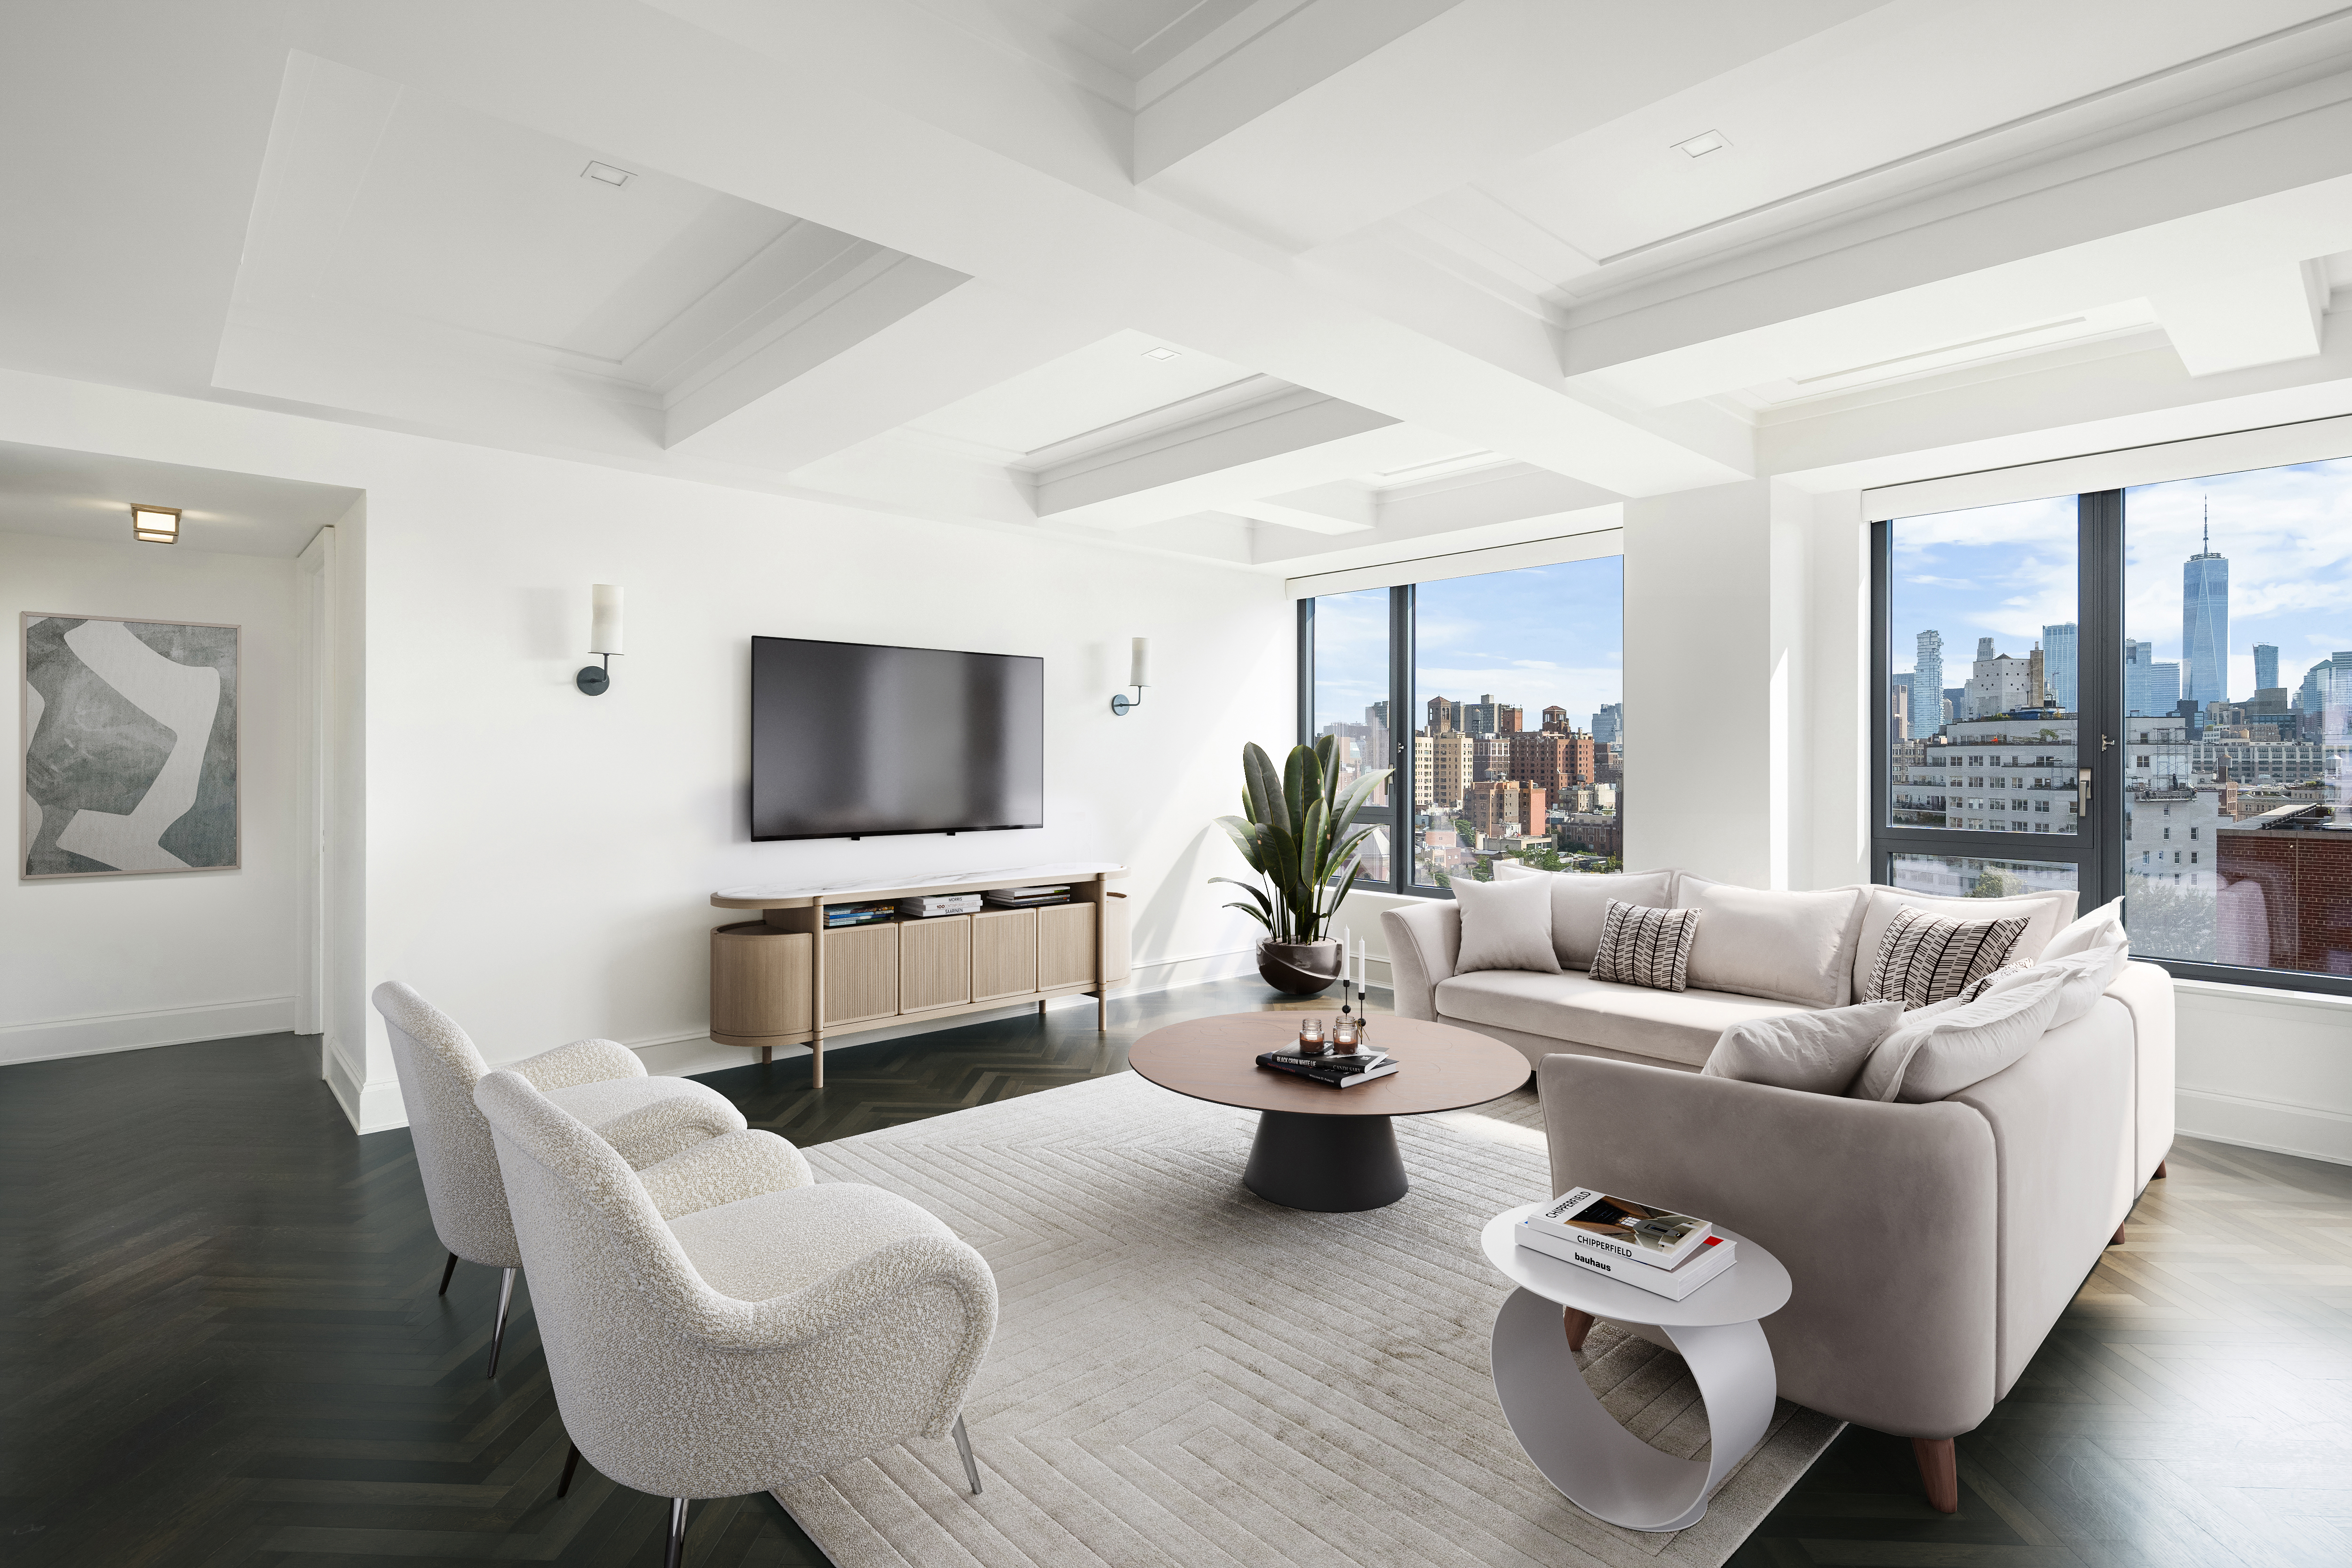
[1210,737,1392,995]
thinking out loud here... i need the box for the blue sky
[1892,456,2352,699]
[1312,556,1625,734]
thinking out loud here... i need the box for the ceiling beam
[298,0,1748,497]
[2151,258,2328,375]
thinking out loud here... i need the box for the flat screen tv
[750,636,1043,841]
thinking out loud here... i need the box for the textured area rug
[776,1072,1838,1568]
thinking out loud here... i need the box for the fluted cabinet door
[1036,903,1097,990]
[900,915,972,1012]
[822,924,901,1026]
[971,909,1038,1000]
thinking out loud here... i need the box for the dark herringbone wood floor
[5,981,2346,1566]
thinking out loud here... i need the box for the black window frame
[1297,586,1428,897]
[1872,487,2352,997]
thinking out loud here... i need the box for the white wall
[1,530,300,1062]
[0,369,1290,1129]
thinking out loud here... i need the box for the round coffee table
[1127,1013,1529,1211]
[1481,1202,1792,1532]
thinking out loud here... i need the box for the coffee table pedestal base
[1243,1109,1407,1212]
[1490,1286,1776,1532]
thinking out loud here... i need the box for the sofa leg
[1912,1437,1958,1513]
[1562,1306,1594,1354]
[2110,1223,2126,1246]
[2153,1160,2167,1179]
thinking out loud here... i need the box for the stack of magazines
[1515,1187,1735,1299]
[1253,1048,1397,1088]
[823,901,898,929]
[982,885,1070,908]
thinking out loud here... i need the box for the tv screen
[750,636,1044,841]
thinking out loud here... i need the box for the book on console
[1254,1052,1398,1088]
[1515,1225,1737,1300]
[1524,1187,1715,1271]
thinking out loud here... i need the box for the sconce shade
[131,505,180,544]
[1130,636,1150,687]
[589,584,624,655]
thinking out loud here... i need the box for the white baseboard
[0,995,297,1067]
[2177,1087,2352,1167]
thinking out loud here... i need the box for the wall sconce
[131,505,181,544]
[578,584,623,695]
[1110,636,1149,715]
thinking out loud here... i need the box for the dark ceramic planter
[1258,938,1344,995]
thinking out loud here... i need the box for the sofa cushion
[1449,873,1561,975]
[1673,877,1868,1007]
[1435,969,1820,1069]
[1492,864,1677,969]
[1702,1001,1902,1095]
[1589,900,1700,992]
[1862,906,2030,1009]
[1979,934,2130,1030]
[2041,895,2125,960]
[1850,885,2078,998]
[1850,965,2069,1103]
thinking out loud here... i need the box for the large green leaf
[1212,814,1264,872]
[1313,733,1339,804]
[1243,743,1287,834]
[1219,899,1272,931]
[1301,796,1329,883]
[1281,746,1311,837]
[1207,876,1272,918]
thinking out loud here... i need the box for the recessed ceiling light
[1142,346,1180,360]
[582,161,634,187]
[1672,130,1729,159]
[130,504,180,544]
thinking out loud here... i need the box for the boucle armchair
[371,981,748,1375]
[473,1069,998,1565]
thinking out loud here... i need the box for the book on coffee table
[1254,1051,1398,1088]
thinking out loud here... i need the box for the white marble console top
[714,861,1127,907]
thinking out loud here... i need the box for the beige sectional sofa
[1380,869,2176,1510]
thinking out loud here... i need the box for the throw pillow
[1449,873,1562,975]
[1702,1000,1903,1095]
[1863,906,2030,1010]
[2041,895,2127,961]
[1849,965,2069,1103]
[1493,865,1677,970]
[1589,899,1700,992]
[1974,931,2130,1029]
[1672,877,1868,1007]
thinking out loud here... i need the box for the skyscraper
[2255,644,2279,692]
[1908,630,1943,739]
[2127,639,2182,717]
[1592,702,1621,745]
[2041,622,2078,711]
[2182,510,2229,708]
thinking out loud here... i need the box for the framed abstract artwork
[20,613,240,878]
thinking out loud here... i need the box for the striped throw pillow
[1589,899,1700,992]
[1864,907,2029,1010]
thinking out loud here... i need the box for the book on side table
[1516,1186,1737,1300]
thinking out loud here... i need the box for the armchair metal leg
[437,1252,459,1296]
[952,1413,982,1495]
[664,1497,689,1568]
[556,1441,581,1499]
[485,1267,516,1378]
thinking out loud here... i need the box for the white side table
[1482,1202,1793,1533]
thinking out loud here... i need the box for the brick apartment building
[2215,803,2352,971]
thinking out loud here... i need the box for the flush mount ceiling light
[1672,129,1730,159]
[1141,346,1181,360]
[581,160,634,187]
[130,505,180,544]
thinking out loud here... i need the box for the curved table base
[1243,1110,1407,1212]
[1489,1287,1775,1532]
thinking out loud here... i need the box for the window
[1875,451,2352,993]
[1300,550,1623,896]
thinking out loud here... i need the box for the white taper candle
[589,584,624,655]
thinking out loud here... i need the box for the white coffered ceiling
[7,0,2352,569]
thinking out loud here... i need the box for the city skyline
[1891,457,2352,704]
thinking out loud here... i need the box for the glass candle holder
[1297,1018,1327,1054]
[1331,1018,1359,1050]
